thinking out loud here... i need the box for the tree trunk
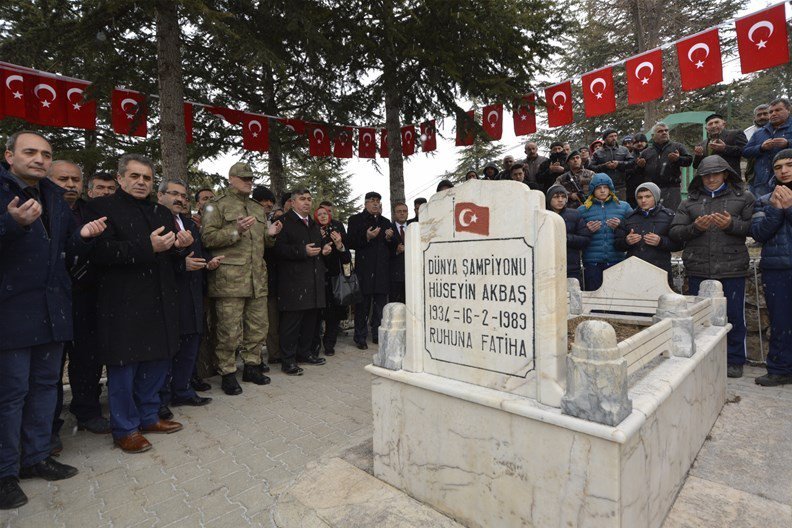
[384,71,405,215]
[262,69,285,200]
[155,1,188,184]
[83,129,97,178]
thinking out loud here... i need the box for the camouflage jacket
[201,186,275,298]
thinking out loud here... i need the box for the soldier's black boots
[242,364,271,386]
[221,373,243,395]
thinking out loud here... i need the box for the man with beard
[632,123,692,211]
[693,113,747,178]
[743,98,792,198]
[523,141,547,187]
[536,142,567,193]
[592,129,633,200]
[84,154,192,453]
[744,104,770,141]
[555,150,594,208]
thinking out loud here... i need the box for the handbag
[331,262,362,306]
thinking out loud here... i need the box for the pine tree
[454,137,507,182]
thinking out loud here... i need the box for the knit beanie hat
[635,182,661,205]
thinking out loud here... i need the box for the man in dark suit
[85,154,191,454]
[693,113,747,178]
[156,179,218,418]
[0,131,107,510]
[347,192,395,349]
[274,189,331,375]
[407,197,426,225]
[389,202,409,303]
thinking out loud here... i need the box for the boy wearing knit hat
[546,185,591,284]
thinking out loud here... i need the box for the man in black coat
[156,179,218,417]
[347,192,396,349]
[632,122,693,211]
[273,189,332,375]
[389,202,409,303]
[85,154,192,454]
[693,113,747,178]
[407,197,426,225]
[614,182,681,284]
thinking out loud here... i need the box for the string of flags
[0,2,788,159]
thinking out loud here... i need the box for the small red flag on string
[513,94,536,136]
[401,125,416,156]
[482,103,503,140]
[626,49,664,105]
[308,123,331,157]
[333,127,353,158]
[544,82,573,127]
[111,88,147,137]
[676,29,723,91]
[380,128,389,157]
[358,127,377,158]
[241,113,269,151]
[420,120,437,152]
[455,110,475,146]
[735,4,790,74]
[581,67,616,117]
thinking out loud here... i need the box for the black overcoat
[347,210,394,295]
[273,210,327,311]
[175,214,208,336]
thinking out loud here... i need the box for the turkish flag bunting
[380,129,389,157]
[420,120,436,152]
[482,103,503,140]
[1,68,27,119]
[401,125,416,156]
[241,113,269,151]
[513,94,537,136]
[358,127,377,158]
[735,4,789,74]
[277,118,306,134]
[545,82,573,128]
[205,105,244,125]
[333,127,353,158]
[111,88,147,137]
[308,123,331,157]
[184,103,193,144]
[676,29,723,91]
[626,49,664,105]
[581,67,616,117]
[455,110,475,146]
[454,202,489,236]
[24,74,66,127]
[63,80,96,130]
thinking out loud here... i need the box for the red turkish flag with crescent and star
[455,110,475,146]
[63,80,96,130]
[308,123,331,157]
[380,129,389,157]
[420,120,436,152]
[482,103,503,140]
[241,113,269,151]
[333,127,353,158]
[358,127,377,158]
[626,49,663,105]
[735,4,789,74]
[513,94,537,136]
[24,74,66,127]
[676,29,723,91]
[454,202,489,236]
[183,102,193,144]
[111,88,147,137]
[544,82,573,128]
[1,68,28,119]
[581,67,616,118]
[401,125,416,156]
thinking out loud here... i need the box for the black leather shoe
[299,355,326,365]
[324,348,335,356]
[19,457,78,481]
[281,363,304,376]
[0,477,28,510]
[755,373,792,386]
[158,405,174,420]
[171,395,212,407]
[727,364,744,378]
[242,364,271,385]
[221,373,243,395]
[260,363,271,373]
[355,342,368,350]
[190,376,211,392]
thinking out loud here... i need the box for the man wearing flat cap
[347,191,395,349]
[693,113,747,178]
[592,129,633,200]
[201,162,282,395]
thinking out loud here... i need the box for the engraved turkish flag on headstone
[242,113,269,152]
[111,88,147,137]
[513,94,536,136]
[1,68,27,119]
[454,202,489,236]
[482,103,503,140]
[544,82,573,128]
[676,28,723,91]
[420,120,436,152]
[581,67,616,117]
[401,125,416,156]
[24,74,66,127]
[625,49,663,105]
[358,127,377,158]
[735,4,789,74]
[63,80,97,130]
[333,126,353,158]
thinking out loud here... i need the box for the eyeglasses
[163,190,188,200]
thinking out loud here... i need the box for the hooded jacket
[751,159,792,271]
[481,161,499,181]
[669,155,755,279]
[577,174,632,265]
[547,185,591,276]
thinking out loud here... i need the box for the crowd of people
[1,96,791,511]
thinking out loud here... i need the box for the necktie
[174,216,181,232]
[302,217,309,227]
[400,225,405,242]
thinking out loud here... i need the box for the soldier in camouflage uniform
[201,163,282,395]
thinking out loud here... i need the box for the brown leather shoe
[113,432,152,453]
[140,420,183,434]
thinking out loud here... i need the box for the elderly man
[85,154,192,453]
[592,129,633,200]
[693,113,747,178]
[496,155,515,180]
[632,122,693,211]
[347,191,395,349]
[523,141,547,187]
[202,163,281,394]
[743,98,792,198]
[0,131,106,509]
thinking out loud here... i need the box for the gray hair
[651,122,669,134]
[117,153,156,179]
[158,178,189,193]
[754,103,770,114]
[5,130,50,152]
[48,160,83,178]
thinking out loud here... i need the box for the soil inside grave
[567,316,649,351]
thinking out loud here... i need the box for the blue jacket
[751,188,792,271]
[0,166,87,350]
[578,174,632,265]
[743,117,792,196]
